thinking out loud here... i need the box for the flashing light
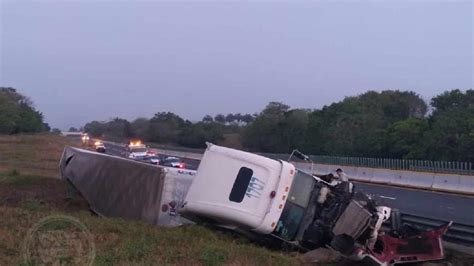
[130,141,142,147]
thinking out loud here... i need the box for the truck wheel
[330,234,355,255]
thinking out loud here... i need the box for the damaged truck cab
[182,143,450,265]
[182,144,382,251]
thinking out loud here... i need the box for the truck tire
[330,234,355,255]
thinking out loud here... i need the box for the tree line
[0,87,50,134]
[83,112,256,148]
[83,89,473,162]
[1,86,472,162]
[243,90,473,162]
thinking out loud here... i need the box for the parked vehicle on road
[124,141,148,160]
[94,141,106,153]
[159,157,185,168]
[142,155,161,165]
[81,133,90,143]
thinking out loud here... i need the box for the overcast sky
[0,0,472,129]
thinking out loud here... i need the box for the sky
[0,0,472,130]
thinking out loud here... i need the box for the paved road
[103,142,201,169]
[354,182,474,225]
[103,142,474,226]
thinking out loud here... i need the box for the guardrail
[142,144,474,175]
[309,156,473,176]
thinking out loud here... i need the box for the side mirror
[293,150,310,161]
[288,149,314,172]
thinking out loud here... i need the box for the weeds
[0,171,46,186]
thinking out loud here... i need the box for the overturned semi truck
[60,144,451,265]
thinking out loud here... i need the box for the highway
[355,182,474,225]
[102,142,474,227]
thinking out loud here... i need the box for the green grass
[0,170,46,186]
[21,199,47,212]
[0,206,298,265]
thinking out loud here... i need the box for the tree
[51,128,62,134]
[385,118,429,159]
[84,121,106,137]
[0,87,48,134]
[241,114,255,124]
[68,127,79,132]
[225,113,235,124]
[261,102,290,117]
[106,118,133,140]
[178,122,224,148]
[148,112,185,143]
[83,118,131,140]
[422,89,474,161]
[430,89,473,115]
[302,90,428,157]
[214,114,226,124]
[130,118,150,140]
[242,102,293,152]
[202,115,214,123]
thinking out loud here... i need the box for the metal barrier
[102,139,473,175]
[290,155,473,176]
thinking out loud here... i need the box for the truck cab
[182,144,450,265]
[182,143,349,246]
[182,143,345,245]
[182,143,296,234]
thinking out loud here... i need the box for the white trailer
[60,146,195,226]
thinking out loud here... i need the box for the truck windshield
[273,170,315,241]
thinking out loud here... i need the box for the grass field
[0,134,301,265]
[1,134,473,266]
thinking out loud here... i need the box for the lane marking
[379,195,397,200]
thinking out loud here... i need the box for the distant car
[94,141,106,153]
[159,157,185,168]
[142,155,161,165]
[81,134,90,144]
